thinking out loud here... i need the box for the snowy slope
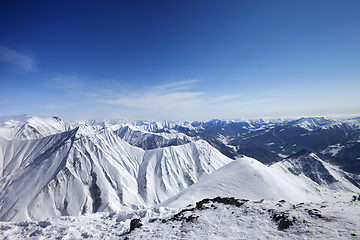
[0,115,70,140]
[271,151,360,192]
[129,199,360,240]
[0,123,232,221]
[0,127,147,221]
[161,156,323,209]
[83,119,196,133]
[1,114,360,227]
[97,116,360,174]
[1,198,359,239]
[138,140,232,205]
[114,125,192,150]
[287,117,336,131]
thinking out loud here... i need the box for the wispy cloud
[45,75,87,90]
[42,76,279,120]
[152,79,202,92]
[103,91,205,111]
[100,79,205,111]
[207,94,243,104]
[0,46,36,72]
[97,79,248,119]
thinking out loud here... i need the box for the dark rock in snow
[29,229,43,237]
[130,218,143,232]
[37,220,51,228]
[352,194,360,201]
[308,209,323,218]
[272,211,295,230]
[195,196,249,210]
[278,218,294,230]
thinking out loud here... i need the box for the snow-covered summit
[272,151,360,192]
[0,122,232,221]
[287,117,336,131]
[1,114,359,228]
[162,156,324,209]
[0,115,70,140]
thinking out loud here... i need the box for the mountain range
[0,115,359,223]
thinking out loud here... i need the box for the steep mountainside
[162,156,324,208]
[0,127,145,221]
[108,117,360,174]
[0,115,70,140]
[0,123,231,221]
[272,151,360,190]
[138,140,231,205]
[114,125,192,150]
[0,115,359,224]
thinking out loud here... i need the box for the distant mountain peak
[273,151,359,191]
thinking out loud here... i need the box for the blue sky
[0,0,359,120]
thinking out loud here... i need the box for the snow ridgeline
[0,115,70,140]
[0,115,359,240]
[0,124,231,221]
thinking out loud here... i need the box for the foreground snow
[1,197,359,240]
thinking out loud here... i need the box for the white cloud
[97,79,249,120]
[152,79,202,92]
[42,76,280,120]
[45,75,87,90]
[101,79,204,109]
[207,94,243,104]
[103,91,205,111]
[0,46,36,72]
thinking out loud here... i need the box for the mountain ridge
[0,123,233,221]
[0,115,359,222]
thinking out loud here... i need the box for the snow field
[1,199,359,240]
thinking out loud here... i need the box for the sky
[0,0,359,121]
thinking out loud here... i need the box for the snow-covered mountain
[108,116,360,174]
[0,126,144,221]
[161,156,323,209]
[287,117,337,131]
[272,151,360,191]
[114,125,192,150]
[0,115,359,229]
[0,120,231,221]
[0,115,70,140]
[138,140,231,205]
